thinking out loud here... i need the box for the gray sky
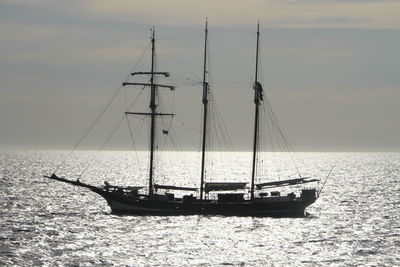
[1,0,399,151]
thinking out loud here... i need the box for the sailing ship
[46,22,321,216]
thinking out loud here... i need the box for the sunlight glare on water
[1,151,399,266]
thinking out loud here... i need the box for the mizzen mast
[250,21,263,200]
[199,19,209,201]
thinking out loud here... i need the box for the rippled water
[1,151,399,266]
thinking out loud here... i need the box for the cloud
[1,0,399,29]
[1,1,399,150]
[79,0,400,29]
[282,0,397,3]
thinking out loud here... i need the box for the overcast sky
[1,0,399,151]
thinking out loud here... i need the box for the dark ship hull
[48,175,316,217]
[102,192,315,217]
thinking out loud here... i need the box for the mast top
[255,21,260,83]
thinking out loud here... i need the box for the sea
[1,150,399,266]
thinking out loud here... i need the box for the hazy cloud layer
[0,1,399,151]
[1,0,400,28]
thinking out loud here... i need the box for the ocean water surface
[1,151,399,266]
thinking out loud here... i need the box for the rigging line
[198,106,204,152]
[209,33,253,81]
[79,110,127,179]
[163,31,202,68]
[171,82,201,87]
[262,95,288,152]
[208,90,233,151]
[211,28,255,34]
[258,130,265,182]
[126,115,140,165]
[173,83,201,87]
[167,92,177,150]
[162,112,176,150]
[168,73,201,84]
[262,103,301,175]
[167,76,199,83]
[168,128,181,152]
[53,85,123,174]
[156,34,203,81]
[266,104,297,167]
[212,81,252,85]
[53,43,150,174]
[130,42,152,78]
[264,108,275,152]
[317,165,335,198]
[255,115,262,182]
[123,86,128,112]
[263,105,289,152]
[119,120,143,179]
[156,91,173,151]
[170,87,176,117]
[165,78,200,85]
[157,30,203,40]
[171,57,202,82]
[171,119,201,133]
[170,127,183,152]
[126,85,146,112]
[209,105,218,151]
[168,131,196,147]
[213,104,230,151]
[133,117,146,145]
[210,91,234,151]
[126,118,146,172]
[267,109,286,153]
[206,38,213,152]
[174,117,199,149]
[159,120,170,150]
[263,95,294,151]
[79,86,146,178]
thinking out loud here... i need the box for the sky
[0,0,399,152]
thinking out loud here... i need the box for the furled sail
[204,182,248,193]
[154,184,198,191]
[256,178,319,189]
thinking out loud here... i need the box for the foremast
[200,19,209,201]
[123,27,174,197]
[250,21,263,200]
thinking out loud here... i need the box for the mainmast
[148,27,156,196]
[199,19,209,201]
[250,21,262,200]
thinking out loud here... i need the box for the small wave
[356,249,379,256]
